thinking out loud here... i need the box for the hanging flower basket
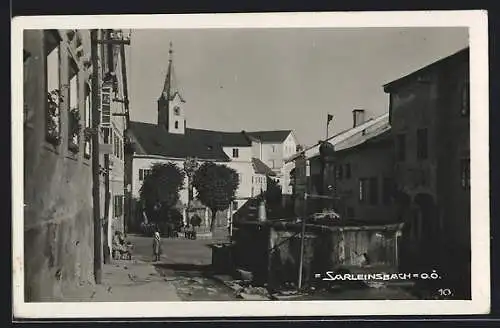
[46,90,62,145]
[68,107,81,153]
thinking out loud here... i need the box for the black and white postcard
[12,10,490,318]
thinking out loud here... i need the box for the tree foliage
[192,162,239,232]
[139,162,185,224]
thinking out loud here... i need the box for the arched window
[175,121,179,129]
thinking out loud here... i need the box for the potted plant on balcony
[68,107,81,153]
[46,90,63,145]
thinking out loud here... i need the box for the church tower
[157,42,186,134]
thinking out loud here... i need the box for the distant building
[245,130,298,194]
[125,44,291,231]
[384,47,470,298]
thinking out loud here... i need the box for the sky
[127,27,468,146]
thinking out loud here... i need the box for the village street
[127,234,241,301]
[69,233,418,302]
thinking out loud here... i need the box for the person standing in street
[152,229,162,262]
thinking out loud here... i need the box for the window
[174,106,180,116]
[359,178,368,202]
[369,177,379,205]
[68,57,80,150]
[382,178,393,205]
[174,121,179,129]
[113,131,119,158]
[271,145,276,153]
[112,131,123,160]
[45,31,61,143]
[232,201,238,209]
[84,83,91,158]
[139,169,152,181]
[232,148,239,158]
[460,158,470,189]
[345,164,351,179]
[417,128,428,160]
[461,77,469,116]
[337,165,343,180]
[396,134,406,161]
[114,195,123,217]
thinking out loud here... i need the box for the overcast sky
[127,27,468,146]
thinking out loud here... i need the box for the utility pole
[297,159,310,291]
[120,37,131,236]
[102,29,112,265]
[90,29,102,284]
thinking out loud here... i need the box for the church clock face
[174,106,181,116]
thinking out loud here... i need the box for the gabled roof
[129,121,231,161]
[252,158,277,176]
[333,114,391,152]
[189,128,252,147]
[246,130,292,143]
[286,113,389,163]
[383,47,469,92]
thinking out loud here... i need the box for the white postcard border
[12,10,490,318]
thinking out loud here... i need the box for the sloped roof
[286,113,389,162]
[334,114,391,152]
[129,121,231,161]
[384,47,469,92]
[252,158,277,176]
[188,128,252,147]
[246,130,292,143]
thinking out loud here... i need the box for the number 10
[438,288,452,296]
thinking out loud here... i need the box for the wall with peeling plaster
[23,29,95,302]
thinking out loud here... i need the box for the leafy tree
[192,162,239,232]
[139,162,185,224]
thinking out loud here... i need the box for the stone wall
[233,221,402,289]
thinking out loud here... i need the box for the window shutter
[100,82,112,127]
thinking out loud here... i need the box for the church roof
[129,121,231,161]
[245,130,292,143]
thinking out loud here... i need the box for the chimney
[353,109,366,128]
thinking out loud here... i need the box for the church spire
[161,42,174,99]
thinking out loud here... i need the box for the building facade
[290,111,393,218]
[246,130,298,194]
[331,114,396,223]
[384,48,470,298]
[23,29,130,301]
[97,29,129,254]
[23,29,95,301]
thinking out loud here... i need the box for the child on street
[152,228,162,262]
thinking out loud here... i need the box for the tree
[139,163,185,225]
[192,162,239,232]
